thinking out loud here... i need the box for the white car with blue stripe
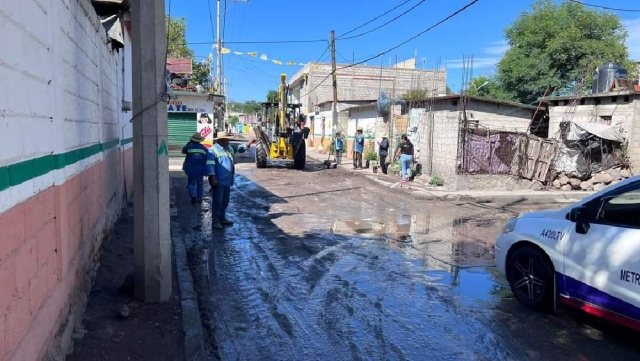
[496,175,640,330]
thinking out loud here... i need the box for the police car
[496,175,640,330]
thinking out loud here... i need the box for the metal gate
[168,112,197,157]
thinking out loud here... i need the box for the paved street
[172,150,640,361]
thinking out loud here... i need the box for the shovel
[323,147,336,169]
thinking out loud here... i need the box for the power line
[206,0,216,43]
[337,0,412,39]
[304,0,480,97]
[338,0,428,41]
[184,39,327,45]
[567,0,640,12]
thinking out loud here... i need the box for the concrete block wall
[291,63,447,113]
[630,99,640,172]
[466,101,532,132]
[428,113,460,183]
[0,0,133,359]
[547,97,636,139]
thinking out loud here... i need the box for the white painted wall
[0,0,133,212]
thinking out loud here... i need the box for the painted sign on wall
[167,99,208,113]
[197,112,214,148]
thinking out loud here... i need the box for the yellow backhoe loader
[253,74,310,169]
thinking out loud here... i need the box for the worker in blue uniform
[182,132,209,205]
[206,131,257,229]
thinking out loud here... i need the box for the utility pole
[215,0,224,132]
[330,30,338,134]
[131,0,172,302]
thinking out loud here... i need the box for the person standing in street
[353,126,364,169]
[207,132,257,229]
[182,132,209,205]
[377,133,390,174]
[393,134,414,182]
[332,131,344,165]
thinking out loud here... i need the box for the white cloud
[623,18,640,60]
[445,40,508,70]
[445,57,501,69]
[481,40,509,56]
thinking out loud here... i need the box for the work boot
[212,222,223,230]
[221,219,234,226]
[191,196,197,205]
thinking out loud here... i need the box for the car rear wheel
[506,246,554,310]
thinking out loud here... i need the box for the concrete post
[131,0,172,302]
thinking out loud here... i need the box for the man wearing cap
[377,133,390,174]
[207,131,257,229]
[182,132,209,205]
[353,126,365,169]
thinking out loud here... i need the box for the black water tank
[593,62,628,93]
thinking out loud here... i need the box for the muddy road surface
[173,154,640,361]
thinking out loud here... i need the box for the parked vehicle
[495,175,640,330]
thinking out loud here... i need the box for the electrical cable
[337,0,413,39]
[303,0,480,97]
[184,39,328,45]
[567,0,640,12]
[206,0,216,43]
[338,0,428,41]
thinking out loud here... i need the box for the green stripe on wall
[121,137,133,146]
[0,138,128,193]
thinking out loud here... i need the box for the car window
[597,183,640,228]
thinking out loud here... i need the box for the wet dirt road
[173,154,640,361]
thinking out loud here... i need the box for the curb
[307,153,591,204]
[170,187,207,361]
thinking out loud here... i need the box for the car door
[562,180,640,321]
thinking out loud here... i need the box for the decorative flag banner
[213,45,307,66]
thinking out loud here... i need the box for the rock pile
[551,167,633,191]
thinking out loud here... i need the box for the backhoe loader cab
[253,74,309,169]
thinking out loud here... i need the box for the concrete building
[543,90,640,173]
[307,100,377,151]
[0,0,133,359]
[288,61,447,118]
[408,95,537,188]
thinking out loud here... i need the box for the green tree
[266,90,279,102]
[400,89,428,101]
[191,60,211,88]
[497,0,629,104]
[229,115,239,127]
[468,76,514,100]
[167,15,194,59]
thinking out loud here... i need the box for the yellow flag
[247,52,258,57]
[287,61,296,66]
[272,59,282,65]
[221,48,231,54]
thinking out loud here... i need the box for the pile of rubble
[551,167,634,192]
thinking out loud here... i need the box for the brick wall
[0,0,133,359]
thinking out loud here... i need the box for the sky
[165,0,640,103]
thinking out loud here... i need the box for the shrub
[429,174,444,186]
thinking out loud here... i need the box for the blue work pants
[188,177,204,199]
[211,185,231,223]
